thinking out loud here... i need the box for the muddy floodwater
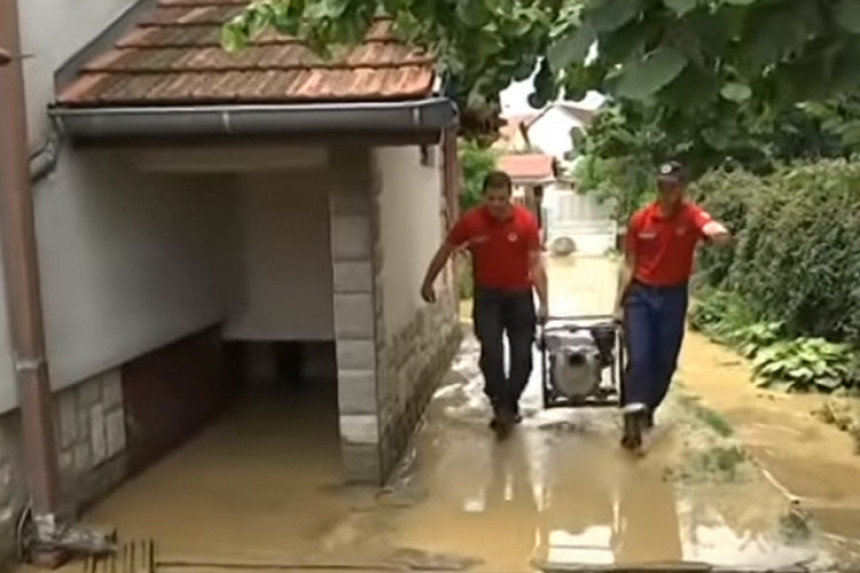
[29,256,860,572]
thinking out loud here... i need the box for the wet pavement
[32,256,860,572]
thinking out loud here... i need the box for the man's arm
[421,214,471,303]
[530,249,548,319]
[614,219,638,319]
[420,241,457,303]
[692,205,731,246]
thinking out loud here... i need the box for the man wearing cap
[421,170,548,439]
[614,161,731,450]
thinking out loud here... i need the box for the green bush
[691,289,859,393]
[459,138,498,212]
[752,338,860,392]
[691,159,860,341]
[457,256,474,301]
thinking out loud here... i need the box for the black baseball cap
[657,161,686,184]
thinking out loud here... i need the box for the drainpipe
[0,0,114,564]
[0,0,63,545]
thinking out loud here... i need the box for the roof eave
[510,176,557,185]
[49,97,459,143]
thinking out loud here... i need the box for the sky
[500,79,604,118]
[499,46,605,117]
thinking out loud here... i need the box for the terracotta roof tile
[57,2,436,107]
[498,154,559,182]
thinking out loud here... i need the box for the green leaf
[547,24,596,73]
[834,0,860,34]
[724,0,757,4]
[585,0,643,33]
[664,0,698,16]
[615,47,688,100]
[721,82,752,102]
[816,376,843,390]
[456,0,492,28]
[220,21,248,53]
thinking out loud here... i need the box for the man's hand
[537,302,549,324]
[702,221,731,246]
[613,304,624,324]
[420,282,436,304]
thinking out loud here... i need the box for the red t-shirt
[626,201,713,287]
[448,205,540,290]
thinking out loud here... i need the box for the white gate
[543,187,617,256]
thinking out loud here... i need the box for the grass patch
[676,393,734,438]
[814,396,860,454]
[779,507,814,545]
[687,446,746,478]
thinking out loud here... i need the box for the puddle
[23,256,860,573]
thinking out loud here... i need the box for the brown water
[25,256,860,572]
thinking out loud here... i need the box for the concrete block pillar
[328,148,382,483]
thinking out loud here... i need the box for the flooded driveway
[43,256,860,572]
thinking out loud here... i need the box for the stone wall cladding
[377,295,461,478]
[54,369,128,510]
[0,368,129,563]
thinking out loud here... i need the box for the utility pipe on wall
[0,0,63,545]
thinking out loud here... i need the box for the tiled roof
[57,0,436,107]
[498,153,558,182]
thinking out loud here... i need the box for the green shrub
[457,256,474,301]
[691,159,860,342]
[690,290,859,393]
[752,338,860,392]
[688,289,757,344]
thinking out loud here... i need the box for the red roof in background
[498,153,558,182]
[57,1,436,107]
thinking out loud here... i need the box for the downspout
[0,0,62,547]
[0,0,112,564]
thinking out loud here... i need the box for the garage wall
[33,148,237,404]
[375,146,442,340]
[223,170,334,341]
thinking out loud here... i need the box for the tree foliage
[571,94,860,224]
[222,0,860,130]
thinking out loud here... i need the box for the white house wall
[19,0,138,144]
[374,146,442,340]
[223,171,334,341]
[34,149,237,406]
[526,107,583,158]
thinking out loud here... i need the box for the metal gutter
[49,97,459,141]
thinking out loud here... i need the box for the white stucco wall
[223,171,334,341]
[375,146,442,340]
[34,150,237,404]
[0,0,240,413]
[19,0,137,143]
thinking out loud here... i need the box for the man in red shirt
[421,171,548,438]
[614,162,731,450]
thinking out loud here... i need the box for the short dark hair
[482,170,513,194]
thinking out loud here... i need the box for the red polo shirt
[448,205,540,290]
[626,201,713,287]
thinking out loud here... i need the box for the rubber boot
[621,402,649,450]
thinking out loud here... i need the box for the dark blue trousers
[623,281,689,411]
[473,287,536,416]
